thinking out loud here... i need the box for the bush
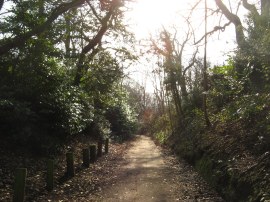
[0,56,95,153]
[149,113,172,144]
[106,103,138,141]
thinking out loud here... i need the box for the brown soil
[0,138,131,202]
[0,135,224,201]
[93,135,224,202]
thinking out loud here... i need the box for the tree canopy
[0,0,138,152]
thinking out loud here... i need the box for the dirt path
[97,135,224,202]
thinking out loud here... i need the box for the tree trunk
[203,0,211,127]
[171,78,184,126]
[0,0,86,55]
[65,14,71,57]
[0,0,4,11]
[261,0,270,16]
[179,75,188,100]
[73,8,113,85]
[215,0,246,50]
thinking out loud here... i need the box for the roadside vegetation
[145,1,270,201]
[0,0,139,154]
[0,0,269,201]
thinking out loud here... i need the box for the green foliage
[184,109,205,136]
[155,131,168,144]
[0,53,95,152]
[106,101,138,141]
[0,0,138,153]
[209,60,242,110]
[211,60,235,75]
[234,12,270,92]
[195,155,215,186]
[39,84,94,136]
[0,47,138,151]
[90,111,111,139]
[80,52,138,141]
[231,94,268,121]
[149,113,172,144]
[208,55,268,126]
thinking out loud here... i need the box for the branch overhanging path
[0,0,87,56]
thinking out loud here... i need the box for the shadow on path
[97,135,224,202]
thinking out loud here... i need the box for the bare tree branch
[215,0,246,49]
[187,0,203,19]
[150,37,168,57]
[183,48,198,74]
[194,21,231,45]
[74,0,121,85]
[177,29,190,63]
[242,0,259,16]
[86,0,102,23]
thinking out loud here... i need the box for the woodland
[0,0,269,201]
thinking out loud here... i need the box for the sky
[123,0,247,92]
[0,0,252,93]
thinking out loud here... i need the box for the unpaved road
[97,135,224,202]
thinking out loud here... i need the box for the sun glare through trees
[0,0,269,201]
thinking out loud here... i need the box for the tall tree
[0,0,87,55]
[151,27,199,125]
[203,0,211,127]
[74,0,121,85]
[214,0,269,50]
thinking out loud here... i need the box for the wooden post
[82,148,90,168]
[13,168,27,202]
[66,152,75,177]
[97,141,103,157]
[46,159,54,191]
[105,138,109,154]
[89,144,97,163]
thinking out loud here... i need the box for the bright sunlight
[127,0,184,38]
[124,0,240,94]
